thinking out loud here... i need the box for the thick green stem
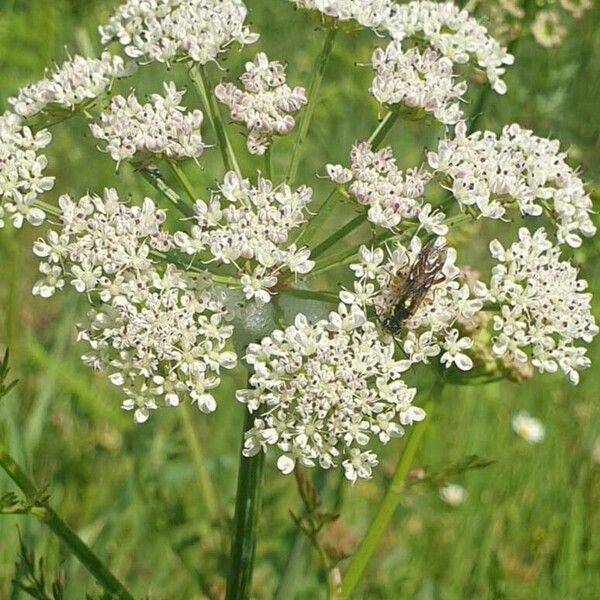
[286,28,338,186]
[179,403,221,523]
[225,409,265,600]
[191,65,241,177]
[0,444,134,600]
[340,382,445,599]
[367,110,400,149]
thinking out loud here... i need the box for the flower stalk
[0,442,134,600]
[225,408,265,600]
[340,381,444,598]
[191,65,242,177]
[286,27,338,186]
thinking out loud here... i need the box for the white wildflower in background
[485,227,598,384]
[326,141,443,233]
[238,309,424,482]
[512,411,545,444]
[99,0,258,65]
[0,112,54,228]
[531,10,567,48]
[215,53,307,155]
[371,44,467,124]
[8,53,134,118]
[439,483,468,506]
[344,236,483,370]
[428,122,596,247]
[90,82,205,166]
[174,171,314,303]
[32,188,236,422]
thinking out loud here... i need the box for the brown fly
[382,240,447,334]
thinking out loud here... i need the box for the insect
[381,240,448,334]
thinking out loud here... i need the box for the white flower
[329,140,435,232]
[238,308,422,481]
[371,44,467,125]
[428,122,596,247]
[215,52,307,155]
[440,329,473,371]
[99,0,258,65]
[512,411,545,444]
[90,82,204,165]
[439,483,468,506]
[0,112,54,227]
[8,53,134,118]
[33,188,236,422]
[485,227,598,383]
[531,11,566,49]
[175,171,313,303]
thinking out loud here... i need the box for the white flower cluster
[174,171,314,303]
[238,309,424,482]
[345,236,483,371]
[427,122,596,247]
[371,44,467,124]
[326,140,445,234]
[485,227,598,385]
[215,53,307,155]
[8,53,134,118]
[0,112,54,229]
[99,0,258,64]
[90,82,204,166]
[32,188,236,422]
[288,0,513,93]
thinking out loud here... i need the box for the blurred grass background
[0,0,599,598]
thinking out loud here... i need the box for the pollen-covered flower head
[428,122,596,247]
[32,188,236,422]
[484,227,598,384]
[344,235,484,371]
[0,112,54,229]
[215,52,307,155]
[371,43,467,125]
[8,53,134,118]
[90,82,205,166]
[99,0,258,64]
[326,141,444,234]
[174,171,314,303]
[238,308,423,482]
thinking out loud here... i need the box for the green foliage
[0,1,599,599]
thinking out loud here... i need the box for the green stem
[280,287,338,303]
[168,161,197,203]
[286,27,338,186]
[311,213,365,260]
[191,65,242,177]
[295,188,338,247]
[264,146,272,181]
[0,443,134,600]
[138,167,195,217]
[367,110,400,149]
[225,409,265,600]
[340,382,445,599]
[179,403,221,523]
